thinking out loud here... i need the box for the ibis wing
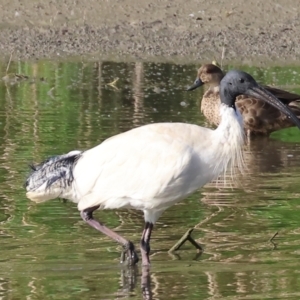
[74,123,212,211]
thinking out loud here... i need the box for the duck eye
[239,78,244,83]
[229,82,233,85]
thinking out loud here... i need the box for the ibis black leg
[140,222,153,266]
[141,266,152,300]
[81,205,139,266]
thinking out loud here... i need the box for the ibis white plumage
[25,70,300,266]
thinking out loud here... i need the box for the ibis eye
[229,82,233,85]
[239,78,244,83]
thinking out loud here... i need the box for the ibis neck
[216,103,242,129]
[219,86,237,109]
[212,104,245,176]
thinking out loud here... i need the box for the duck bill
[187,78,204,91]
[246,85,300,129]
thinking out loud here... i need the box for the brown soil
[0,0,299,63]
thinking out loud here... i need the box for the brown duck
[187,64,300,136]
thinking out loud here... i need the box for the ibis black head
[220,70,300,129]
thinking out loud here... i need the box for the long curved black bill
[246,85,300,129]
[187,78,204,91]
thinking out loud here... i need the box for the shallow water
[0,60,300,299]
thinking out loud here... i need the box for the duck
[187,63,300,137]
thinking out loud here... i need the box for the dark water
[1,60,300,299]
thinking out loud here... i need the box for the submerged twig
[169,228,203,253]
[106,77,119,90]
[5,51,14,75]
[221,45,225,69]
[269,231,279,250]
[221,35,226,69]
[270,231,278,242]
[212,60,221,68]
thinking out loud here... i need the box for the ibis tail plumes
[26,150,82,202]
[25,70,300,266]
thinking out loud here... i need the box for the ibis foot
[120,241,139,266]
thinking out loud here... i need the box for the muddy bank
[0,0,299,63]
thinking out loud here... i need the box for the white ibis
[25,70,300,266]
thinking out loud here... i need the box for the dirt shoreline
[0,0,300,64]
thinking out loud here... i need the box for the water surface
[0,60,300,299]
